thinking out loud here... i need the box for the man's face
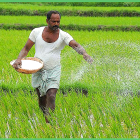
[47,14,60,31]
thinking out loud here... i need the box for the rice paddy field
[1,3,140,12]
[0,2,140,138]
[1,16,140,26]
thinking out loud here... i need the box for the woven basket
[10,57,44,74]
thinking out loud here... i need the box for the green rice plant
[0,29,140,137]
[1,2,140,7]
[2,3,140,19]
[1,3,140,13]
[1,29,140,95]
[60,30,140,94]
[0,29,35,91]
[0,90,50,138]
[1,16,140,26]
[0,88,140,138]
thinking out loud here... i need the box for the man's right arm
[12,39,35,69]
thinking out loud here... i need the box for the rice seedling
[1,2,140,138]
[1,29,140,92]
[1,16,140,26]
[0,87,140,137]
[0,29,140,138]
[1,3,140,12]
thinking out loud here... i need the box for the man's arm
[69,40,93,64]
[12,39,35,69]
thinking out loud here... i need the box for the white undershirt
[29,26,73,70]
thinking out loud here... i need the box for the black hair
[47,10,61,20]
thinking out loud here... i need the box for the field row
[1,3,140,11]
[1,88,140,138]
[1,15,140,31]
[2,24,140,32]
[1,16,140,26]
[0,89,140,138]
[1,24,140,138]
[2,2,140,7]
[1,29,140,94]
[1,4,140,16]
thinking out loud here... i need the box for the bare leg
[46,88,57,111]
[36,88,57,123]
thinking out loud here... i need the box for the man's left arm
[69,40,93,64]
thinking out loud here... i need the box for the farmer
[12,10,93,123]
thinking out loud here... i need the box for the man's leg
[46,88,57,112]
[36,88,57,123]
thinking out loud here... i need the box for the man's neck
[45,26,59,34]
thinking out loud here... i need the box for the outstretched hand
[83,53,93,64]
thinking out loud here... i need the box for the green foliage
[0,89,140,138]
[1,29,140,94]
[1,24,140,32]
[1,16,140,31]
[1,8,140,17]
[1,3,140,138]
[2,2,140,7]
[1,4,140,17]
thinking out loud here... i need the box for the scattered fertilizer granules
[21,60,43,70]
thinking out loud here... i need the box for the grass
[1,3,140,12]
[0,89,139,138]
[1,16,140,26]
[1,29,140,94]
[0,5,140,136]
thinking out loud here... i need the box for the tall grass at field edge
[2,2,140,7]
[1,8,140,17]
[1,24,140,31]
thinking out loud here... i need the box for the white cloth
[29,26,73,70]
[32,65,61,97]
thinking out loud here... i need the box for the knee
[47,89,57,102]
[49,93,56,102]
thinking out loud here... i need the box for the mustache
[53,25,59,28]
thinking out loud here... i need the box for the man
[12,10,93,123]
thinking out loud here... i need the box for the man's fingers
[12,61,22,69]
[87,58,93,64]
[83,54,93,64]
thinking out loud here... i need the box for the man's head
[47,10,61,20]
[46,11,61,31]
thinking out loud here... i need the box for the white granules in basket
[21,60,43,70]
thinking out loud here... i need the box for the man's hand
[83,53,93,64]
[12,59,22,69]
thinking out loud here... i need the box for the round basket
[10,57,44,74]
